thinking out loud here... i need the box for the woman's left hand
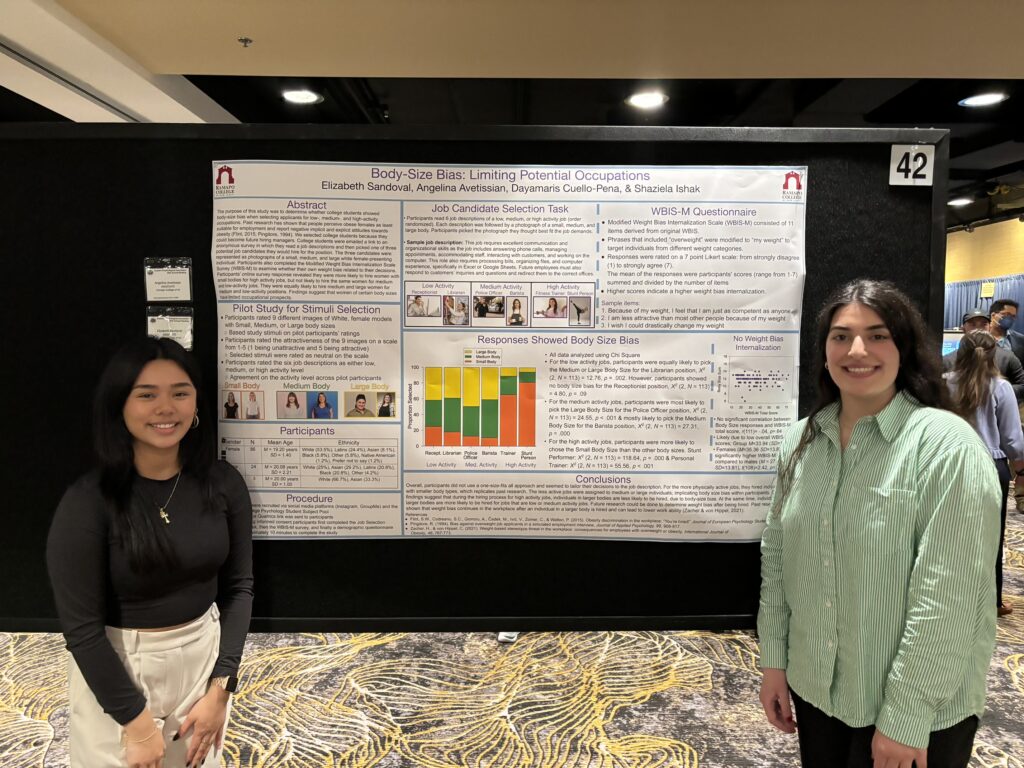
[177,687,229,767]
[871,729,927,768]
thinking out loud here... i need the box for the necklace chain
[156,471,181,525]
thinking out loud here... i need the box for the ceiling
[1,0,1022,228]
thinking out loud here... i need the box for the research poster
[212,160,806,541]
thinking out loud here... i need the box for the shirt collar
[812,390,919,444]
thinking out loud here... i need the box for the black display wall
[0,124,948,631]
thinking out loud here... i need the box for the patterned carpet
[3,501,1022,767]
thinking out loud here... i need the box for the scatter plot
[727,356,794,404]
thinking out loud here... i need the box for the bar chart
[425,367,536,447]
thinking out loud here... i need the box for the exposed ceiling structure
[1,0,1022,228]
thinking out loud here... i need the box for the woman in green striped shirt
[758,279,1001,767]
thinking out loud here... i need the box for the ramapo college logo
[214,164,236,196]
[782,170,804,201]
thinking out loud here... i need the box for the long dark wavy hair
[950,330,1000,424]
[773,279,950,512]
[94,337,215,571]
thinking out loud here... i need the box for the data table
[221,436,399,490]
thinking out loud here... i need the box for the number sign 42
[889,145,934,186]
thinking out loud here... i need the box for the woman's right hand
[123,708,164,768]
[759,668,796,733]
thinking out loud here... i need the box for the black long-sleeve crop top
[46,461,253,725]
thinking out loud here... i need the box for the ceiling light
[283,90,323,105]
[947,198,973,207]
[626,91,669,110]
[958,92,1008,108]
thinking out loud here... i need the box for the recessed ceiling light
[626,91,669,110]
[947,198,973,207]
[957,92,1008,108]
[283,89,324,105]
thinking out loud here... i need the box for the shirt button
[827,640,834,648]
[849,444,857,450]
[822,519,829,527]
[826,600,833,608]
[823,559,831,567]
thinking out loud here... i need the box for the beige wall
[945,219,1024,283]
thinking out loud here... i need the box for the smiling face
[355,395,366,412]
[122,359,196,461]
[317,393,327,407]
[825,302,900,415]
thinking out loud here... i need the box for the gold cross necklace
[157,472,182,524]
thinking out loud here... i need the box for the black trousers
[790,690,978,768]
[994,457,1010,607]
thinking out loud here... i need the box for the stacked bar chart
[425,367,536,447]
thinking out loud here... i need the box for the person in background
[948,330,1024,617]
[989,298,1024,508]
[943,309,1024,402]
[47,337,252,768]
[989,298,1024,362]
[759,279,1000,767]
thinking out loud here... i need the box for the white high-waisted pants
[68,603,228,767]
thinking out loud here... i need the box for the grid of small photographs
[221,389,397,420]
[404,284,595,328]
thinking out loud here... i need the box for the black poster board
[0,125,948,631]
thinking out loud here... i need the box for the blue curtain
[944,273,1024,328]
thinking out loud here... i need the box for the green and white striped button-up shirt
[758,391,1000,748]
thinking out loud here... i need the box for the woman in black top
[223,392,239,419]
[47,338,253,768]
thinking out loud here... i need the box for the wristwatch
[209,675,238,693]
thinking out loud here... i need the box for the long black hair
[94,337,215,571]
[773,279,950,512]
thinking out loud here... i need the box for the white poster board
[212,160,806,541]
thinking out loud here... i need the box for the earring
[824,362,829,370]
[192,412,200,430]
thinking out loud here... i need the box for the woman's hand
[871,729,927,768]
[123,708,164,768]
[759,667,796,733]
[177,687,229,767]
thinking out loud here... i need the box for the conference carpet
[3,501,1022,767]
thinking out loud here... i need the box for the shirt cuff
[758,640,788,670]
[875,696,935,750]
[113,697,148,727]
